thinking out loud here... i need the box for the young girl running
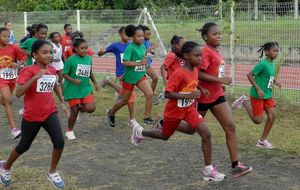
[131,41,225,181]
[232,42,280,149]
[63,38,99,140]
[49,32,64,92]
[21,23,48,66]
[61,24,73,55]
[138,25,159,101]
[98,26,139,127]
[0,40,67,189]
[196,22,252,177]
[107,24,154,127]
[64,31,94,60]
[0,27,27,139]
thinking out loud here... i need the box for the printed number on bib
[0,68,18,79]
[135,65,145,72]
[36,75,56,92]
[120,53,124,64]
[268,76,274,88]
[218,63,225,78]
[76,64,91,77]
[177,92,194,108]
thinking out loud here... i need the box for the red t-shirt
[198,45,225,103]
[0,44,27,83]
[164,67,198,119]
[64,47,94,60]
[163,52,184,80]
[17,64,57,122]
[60,34,72,53]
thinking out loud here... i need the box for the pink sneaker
[256,139,274,149]
[10,128,21,139]
[131,124,144,146]
[232,95,247,109]
[203,166,225,181]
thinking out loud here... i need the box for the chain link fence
[0,1,299,108]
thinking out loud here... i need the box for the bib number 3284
[0,68,18,80]
[36,75,56,92]
[76,64,91,77]
[134,65,145,72]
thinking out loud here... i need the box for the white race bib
[0,68,18,80]
[177,92,195,108]
[268,76,275,88]
[134,65,146,72]
[120,53,124,64]
[76,64,91,77]
[218,63,225,78]
[36,75,56,92]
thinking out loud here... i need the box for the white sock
[204,165,213,173]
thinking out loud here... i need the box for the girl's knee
[145,92,153,99]
[53,138,65,150]
[224,122,236,134]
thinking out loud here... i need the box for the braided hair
[257,41,279,58]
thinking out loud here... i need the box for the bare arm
[198,70,232,85]
[123,56,147,66]
[63,74,81,85]
[164,90,201,100]
[247,71,264,98]
[90,71,100,91]
[98,48,106,56]
[160,64,168,86]
[21,48,31,57]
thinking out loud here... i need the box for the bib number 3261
[0,68,18,80]
[76,64,91,77]
[36,75,56,92]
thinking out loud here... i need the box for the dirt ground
[0,97,300,190]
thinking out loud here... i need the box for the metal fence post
[254,0,258,20]
[77,10,81,31]
[24,12,27,36]
[295,0,299,19]
[230,1,235,84]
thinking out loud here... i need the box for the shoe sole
[256,144,274,149]
[47,176,64,189]
[13,133,21,139]
[232,167,253,178]
[203,176,225,182]
[107,109,115,127]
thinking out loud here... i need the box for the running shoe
[47,171,65,189]
[203,166,225,181]
[107,109,115,127]
[131,124,144,146]
[0,161,11,187]
[11,128,21,139]
[65,131,76,140]
[231,162,252,177]
[256,139,275,149]
[100,76,112,88]
[232,95,247,109]
[143,117,154,125]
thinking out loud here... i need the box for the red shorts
[68,94,94,107]
[162,108,205,137]
[0,79,16,93]
[117,76,135,103]
[250,96,275,117]
[121,76,147,92]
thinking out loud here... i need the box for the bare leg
[49,148,63,173]
[136,80,153,118]
[3,149,20,170]
[142,128,169,140]
[81,102,96,113]
[110,90,132,116]
[0,86,16,130]
[260,107,275,141]
[195,122,212,166]
[68,106,79,131]
[146,66,158,93]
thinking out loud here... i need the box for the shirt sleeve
[20,39,29,49]
[105,43,115,53]
[13,45,27,61]
[17,67,32,85]
[252,62,264,76]
[165,70,181,93]
[62,58,71,75]
[123,45,132,61]
[199,48,210,71]
[164,53,176,69]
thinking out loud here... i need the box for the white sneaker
[131,124,144,146]
[65,131,76,140]
[203,166,225,182]
[47,171,65,189]
[10,128,21,139]
[232,95,247,109]
[256,139,274,149]
[0,161,12,187]
[128,119,139,128]
[158,89,165,102]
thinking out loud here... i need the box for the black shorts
[197,96,227,112]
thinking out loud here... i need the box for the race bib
[218,63,225,78]
[0,68,18,79]
[134,65,146,72]
[120,53,124,64]
[268,76,275,88]
[177,92,195,108]
[36,75,56,92]
[76,64,91,77]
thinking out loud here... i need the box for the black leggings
[15,112,65,155]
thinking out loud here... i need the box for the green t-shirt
[250,59,275,99]
[122,43,146,84]
[20,38,37,66]
[62,55,93,100]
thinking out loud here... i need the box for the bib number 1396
[36,75,56,92]
[0,68,18,80]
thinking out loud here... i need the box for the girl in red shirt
[197,22,252,177]
[131,41,225,182]
[61,24,72,55]
[0,40,68,189]
[0,27,27,139]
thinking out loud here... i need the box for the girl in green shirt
[232,41,281,149]
[107,25,155,127]
[62,38,100,140]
